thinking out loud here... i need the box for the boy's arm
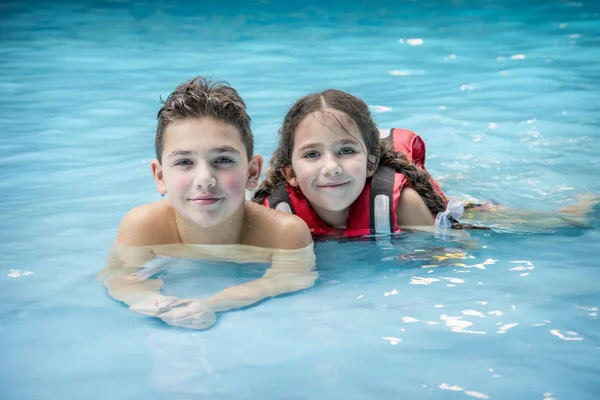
[205,215,316,311]
[157,218,317,327]
[99,206,177,308]
[204,245,316,312]
[99,243,168,306]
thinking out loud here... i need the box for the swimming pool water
[1,0,599,399]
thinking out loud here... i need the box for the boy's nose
[195,166,217,188]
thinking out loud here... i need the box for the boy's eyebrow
[167,146,242,158]
[211,145,242,154]
[168,150,195,158]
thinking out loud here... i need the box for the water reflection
[438,383,489,399]
[550,329,583,341]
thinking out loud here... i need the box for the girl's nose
[321,154,342,176]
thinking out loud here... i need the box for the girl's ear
[280,166,298,187]
[367,154,380,177]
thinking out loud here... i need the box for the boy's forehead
[164,117,245,150]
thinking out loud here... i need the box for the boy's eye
[303,151,320,159]
[339,147,357,155]
[214,157,234,164]
[174,159,193,166]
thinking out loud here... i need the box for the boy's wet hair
[155,76,253,162]
[252,89,448,217]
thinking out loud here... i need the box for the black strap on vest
[266,183,296,214]
[369,166,395,233]
[369,128,396,232]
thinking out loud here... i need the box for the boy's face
[151,117,262,227]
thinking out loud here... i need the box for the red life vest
[382,127,446,198]
[264,128,446,237]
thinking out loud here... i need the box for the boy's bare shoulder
[244,201,313,249]
[116,200,180,246]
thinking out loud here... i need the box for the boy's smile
[189,195,222,206]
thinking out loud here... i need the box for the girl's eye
[339,147,357,155]
[303,151,320,159]
[174,159,193,166]
[214,157,234,164]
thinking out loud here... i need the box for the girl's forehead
[297,110,364,144]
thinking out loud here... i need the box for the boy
[100,77,316,330]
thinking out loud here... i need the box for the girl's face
[286,110,368,218]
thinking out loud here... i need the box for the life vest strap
[266,183,296,214]
[370,166,395,234]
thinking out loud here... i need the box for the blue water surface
[1,0,600,399]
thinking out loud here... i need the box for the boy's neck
[175,202,247,245]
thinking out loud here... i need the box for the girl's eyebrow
[297,142,322,152]
[298,139,360,152]
[336,139,360,146]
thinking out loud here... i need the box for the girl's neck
[312,204,350,229]
[175,202,246,245]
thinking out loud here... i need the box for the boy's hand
[158,299,217,330]
[129,295,180,316]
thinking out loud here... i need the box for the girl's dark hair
[251,89,447,216]
[155,76,253,162]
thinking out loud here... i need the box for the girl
[252,90,597,236]
[252,89,455,237]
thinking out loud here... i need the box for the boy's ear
[246,155,263,190]
[151,159,167,196]
[280,166,298,187]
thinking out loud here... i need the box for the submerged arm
[463,194,599,231]
[155,244,318,330]
[157,218,317,329]
[203,245,318,312]
[98,243,170,306]
[201,214,317,312]
[99,205,181,309]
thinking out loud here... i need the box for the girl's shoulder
[396,187,436,226]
